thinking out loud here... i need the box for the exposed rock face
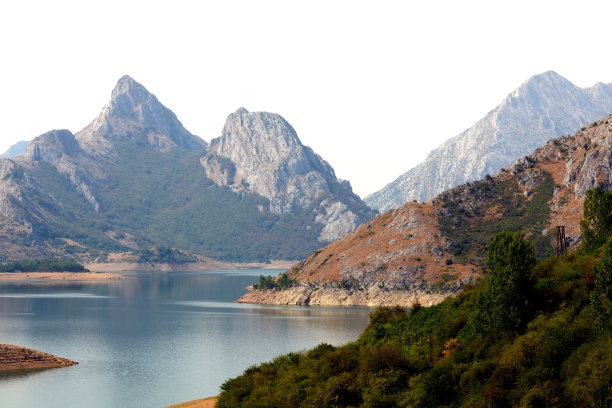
[366,71,612,211]
[202,108,376,241]
[76,75,207,155]
[238,283,448,307]
[0,141,28,158]
[240,114,612,307]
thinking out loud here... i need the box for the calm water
[0,269,371,408]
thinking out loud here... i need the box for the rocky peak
[202,108,376,241]
[366,71,612,211]
[77,75,206,152]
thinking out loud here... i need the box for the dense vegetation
[437,169,556,265]
[135,246,198,263]
[26,137,329,262]
[217,189,612,407]
[0,259,89,272]
[253,272,296,290]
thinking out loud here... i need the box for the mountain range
[366,71,612,211]
[240,112,612,306]
[0,76,375,262]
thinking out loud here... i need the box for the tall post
[556,226,566,260]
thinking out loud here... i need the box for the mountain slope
[202,108,376,241]
[366,71,612,211]
[240,113,612,306]
[0,76,373,262]
[0,141,28,158]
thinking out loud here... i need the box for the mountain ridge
[0,76,374,262]
[366,71,612,211]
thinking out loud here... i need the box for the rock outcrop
[202,108,376,241]
[0,344,77,371]
[366,71,612,211]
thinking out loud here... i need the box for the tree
[475,231,536,332]
[579,187,612,253]
[591,237,612,329]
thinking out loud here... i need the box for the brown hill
[239,114,612,307]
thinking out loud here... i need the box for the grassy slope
[216,246,611,407]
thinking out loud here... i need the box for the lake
[0,269,372,407]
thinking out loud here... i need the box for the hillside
[220,234,612,407]
[0,76,374,263]
[366,71,612,211]
[239,113,612,306]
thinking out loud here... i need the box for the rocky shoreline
[0,345,77,371]
[237,283,452,307]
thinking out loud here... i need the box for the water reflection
[0,270,372,408]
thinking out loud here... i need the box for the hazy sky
[2,0,612,197]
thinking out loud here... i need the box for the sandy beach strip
[0,272,124,281]
[165,396,218,408]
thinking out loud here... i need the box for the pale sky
[2,0,612,197]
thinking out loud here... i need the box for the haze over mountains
[366,71,612,211]
[0,141,28,158]
[0,76,374,262]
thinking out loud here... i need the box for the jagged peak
[233,107,250,115]
[109,75,157,110]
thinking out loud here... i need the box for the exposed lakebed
[0,269,371,408]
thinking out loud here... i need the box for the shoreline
[0,344,77,371]
[237,284,452,307]
[85,259,295,273]
[0,272,124,281]
[0,259,295,282]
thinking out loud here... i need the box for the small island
[0,345,77,371]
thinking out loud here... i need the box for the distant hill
[0,141,28,158]
[0,76,374,263]
[240,113,612,306]
[366,71,612,211]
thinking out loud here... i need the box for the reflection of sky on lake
[0,269,371,408]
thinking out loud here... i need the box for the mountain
[0,141,28,158]
[0,76,373,263]
[366,71,612,211]
[239,113,612,306]
[202,108,376,242]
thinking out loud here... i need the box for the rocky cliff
[240,113,612,307]
[202,108,376,241]
[366,71,612,211]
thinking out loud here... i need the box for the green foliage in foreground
[0,259,89,272]
[217,243,612,407]
[580,186,612,253]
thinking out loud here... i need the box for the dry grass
[165,396,218,408]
